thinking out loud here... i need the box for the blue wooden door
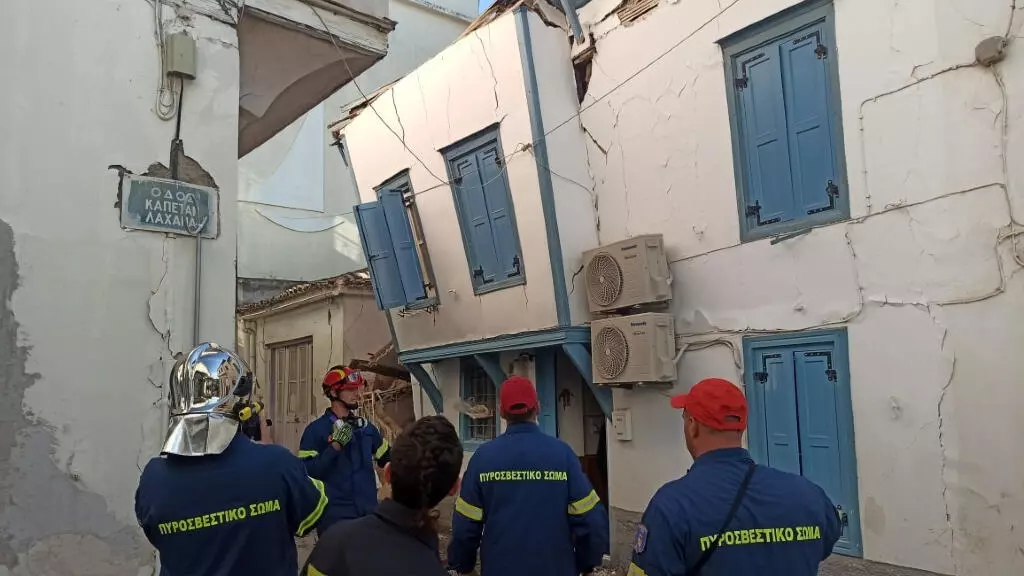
[794,346,857,555]
[751,336,861,556]
[756,350,801,475]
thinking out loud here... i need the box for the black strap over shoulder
[688,461,757,575]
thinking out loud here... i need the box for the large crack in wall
[0,219,151,576]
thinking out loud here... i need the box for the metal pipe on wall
[192,216,208,346]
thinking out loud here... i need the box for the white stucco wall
[576,0,1024,573]
[343,11,564,352]
[527,11,601,325]
[0,1,239,573]
[236,0,474,284]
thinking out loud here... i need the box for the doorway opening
[554,351,609,507]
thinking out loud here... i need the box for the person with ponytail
[301,415,464,576]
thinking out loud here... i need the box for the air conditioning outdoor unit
[591,313,676,385]
[582,234,671,314]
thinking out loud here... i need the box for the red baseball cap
[670,378,747,431]
[500,376,539,415]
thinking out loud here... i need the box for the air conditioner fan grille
[587,253,623,307]
[595,326,630,380]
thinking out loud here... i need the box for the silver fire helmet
[161,342,255,457]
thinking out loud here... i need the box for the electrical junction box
[165,32,197,79]
[611,409,633,442]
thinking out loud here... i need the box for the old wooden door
[270,339,313,454]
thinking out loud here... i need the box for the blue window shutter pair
[736,23,839,229]
[353,186,426,310]
[450,136,522,290]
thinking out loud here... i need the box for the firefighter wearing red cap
[626,378,842,576]
[299,365,391,535]
[447,376,610,576]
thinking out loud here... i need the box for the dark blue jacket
[299,409,391,531]
[627,448,841,576]
[448,422,610,576]
[135,432,327,576]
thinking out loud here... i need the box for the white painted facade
[340,0,1024,574]
[343,6,589,350]
[0,0,390,573]
[237,0,475,287]
[576,0,1024,574]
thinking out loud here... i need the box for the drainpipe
[558,0,584,42]
[191,216,209,347]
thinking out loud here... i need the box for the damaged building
[0,0,395,573]
[335,0,1024,574]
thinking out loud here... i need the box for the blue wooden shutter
[757,349,801,475]
[353,201,406,310]
[478,144,521,279]
[737,44,794,226]
[379,187,427,302]
[794,347,845,510]
[454,154,500,285]
[781,25,839,217]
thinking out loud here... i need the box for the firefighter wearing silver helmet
[135,343,328,576]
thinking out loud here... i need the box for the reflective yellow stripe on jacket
[455,497,483,522]
[297,478,327,536]
[298,450,318,459]
[374,440,389,461]
[568,489,600,515]
[306,564,328,576]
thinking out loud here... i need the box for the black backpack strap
[688,461,756,575]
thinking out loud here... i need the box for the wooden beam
[349,359,409,381]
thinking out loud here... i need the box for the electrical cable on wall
[148,0,179,121]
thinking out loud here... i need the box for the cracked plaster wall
[575,0,1024,574]
[342,10,564,352]
[0,1,239,574]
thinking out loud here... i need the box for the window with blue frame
[722,0,849,242]
[460,359,498,446]
[353,171,436,310]
[442,125,526,295]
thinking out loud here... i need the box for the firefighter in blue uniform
[447,376,609,576]
[299,365,391,534]
[135,343,327,576]
[627,378,843,576]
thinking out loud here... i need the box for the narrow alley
[2,0,1023,575]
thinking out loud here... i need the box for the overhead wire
[307,0,743,196]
